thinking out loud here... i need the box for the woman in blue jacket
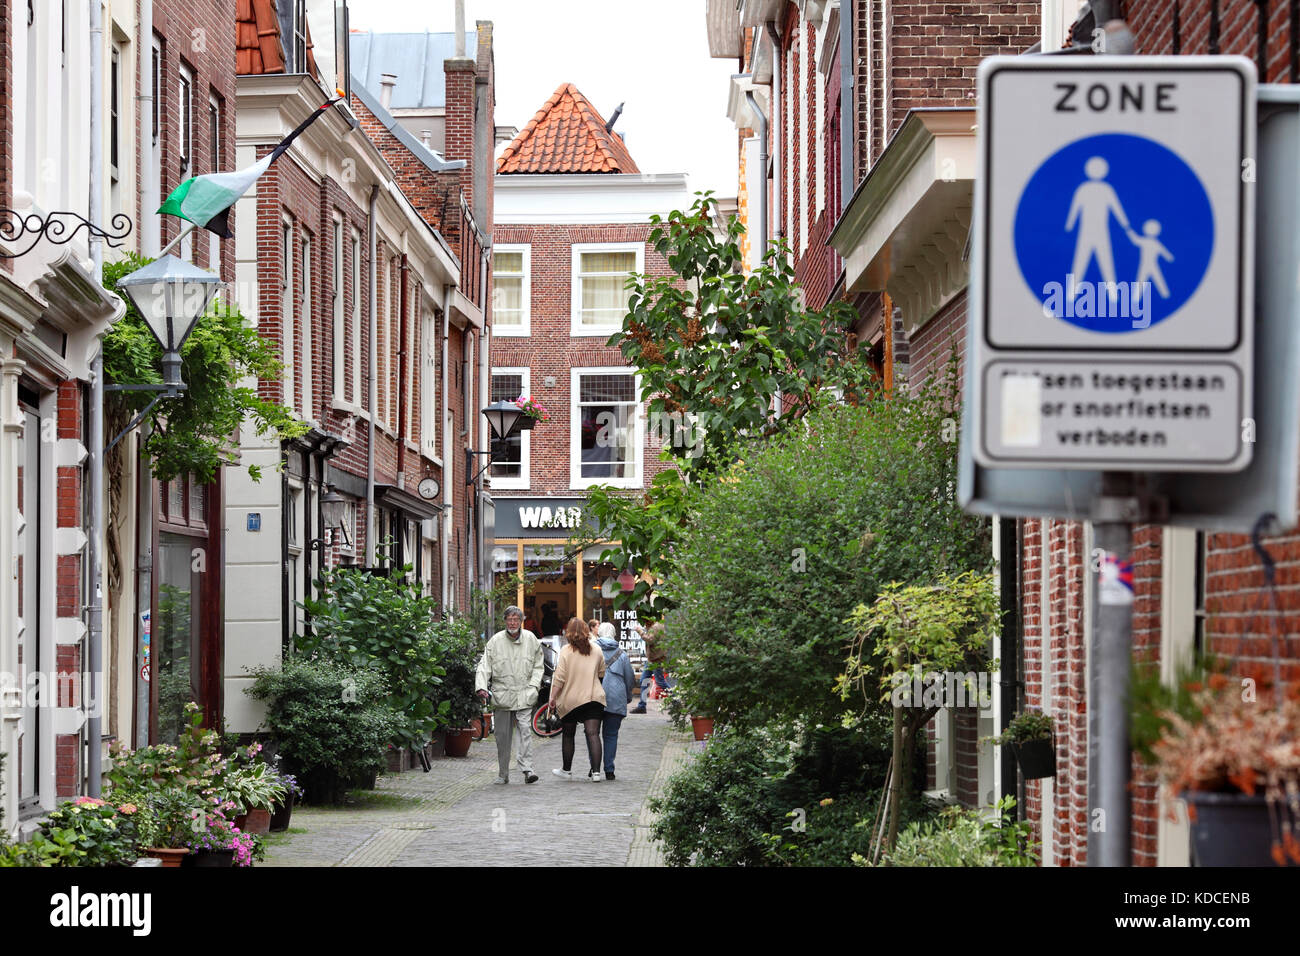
[595,622,638,780]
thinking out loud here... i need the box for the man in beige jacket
[475,606,544,784]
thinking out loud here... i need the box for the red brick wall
[490,222,676,498]
[153,0,238,280]
[906,293,967,394]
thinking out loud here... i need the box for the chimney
[455,0,466,57]
[380,73,397,109]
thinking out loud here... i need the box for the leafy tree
[583,194,876,615]
[659,370,990,730]
[102,253,307,483]
[838,570,1000,854]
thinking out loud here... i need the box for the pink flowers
[514,396,550,422]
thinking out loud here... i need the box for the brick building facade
[491,82,690,631]
[224,8,495,733]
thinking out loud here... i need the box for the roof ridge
[497,82,639,175]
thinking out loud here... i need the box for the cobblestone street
[263,704,694,867]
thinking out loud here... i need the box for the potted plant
[137,789,206,867]
[513,396,549,430]
[222,745,287,836]
[1153,674,1300,867]
[439,635,485,758]
[268,765,303,832]
[689,715,715,741]
[246,658,400,804]
[185,799,259,868]
[995,710,1055,780]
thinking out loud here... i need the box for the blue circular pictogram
[1013,133,1214,333]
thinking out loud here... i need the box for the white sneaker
[493,776,509,785]
[552,768,572,780]
[587,770,602,782]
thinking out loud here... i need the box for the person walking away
[548,618,607,782]
[595,622,637,780]
[632,622,669,713]
[475,606,543,784]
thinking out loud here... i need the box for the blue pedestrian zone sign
[1014,133,1214,333]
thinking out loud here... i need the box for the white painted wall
[494,174,691,225]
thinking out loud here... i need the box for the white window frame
[570,242,643,337]
[301,230,313,421]
[350,229,362,408]
[178,62,194,261]
[208,93,221,267]
[421,310,438,458]
[492,244,531,337]
[332,215,344,399]
[489,367,530,490]
[282,218,295,411]
[570,366,644,489]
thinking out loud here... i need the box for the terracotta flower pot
[241,807,272,835]
[690,716,714,741]
[444,727,474,758]
[143,847,189,868]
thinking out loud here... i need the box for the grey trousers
[494,707,535,779]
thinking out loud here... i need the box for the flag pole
[157,223,197,258]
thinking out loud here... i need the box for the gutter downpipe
[397,254,409,477]
[366,184,379,565]
[763,19,782,420]
[87,0,106,797]
[441,285,452,610]
[745,91,769,257]
[839,0,854,213]
[764,20,782,249]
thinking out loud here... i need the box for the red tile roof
[237,0,318,78]
[496,83,639,174]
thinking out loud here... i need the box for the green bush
[662,375,990,729]
[0,798,141,867]
[649,720,920,867]
[868,797,1039,867]
[299,565,457,748]
[246,658,402,804]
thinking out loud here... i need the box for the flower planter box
[386,747,412,773]
[1010,738,1056,780]
[690,717,714,741]
[427,731,446,760]
[517,416,537,431]
[1185,791,1295,867]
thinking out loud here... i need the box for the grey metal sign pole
[1088,473,1140,866]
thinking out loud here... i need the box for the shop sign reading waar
[967,56,1256,471]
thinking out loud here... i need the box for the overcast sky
[347,0,740,199]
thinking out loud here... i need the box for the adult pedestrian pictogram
[1013,133,1214,334]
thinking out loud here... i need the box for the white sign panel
[969,56,1256,471]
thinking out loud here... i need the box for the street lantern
[466,400,530,485]
[115,254,223,393]
[481,399,525,444]
[320,484,349,547]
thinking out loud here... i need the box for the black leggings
[561,718,603,773]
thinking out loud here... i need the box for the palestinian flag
[157,96,342,238]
